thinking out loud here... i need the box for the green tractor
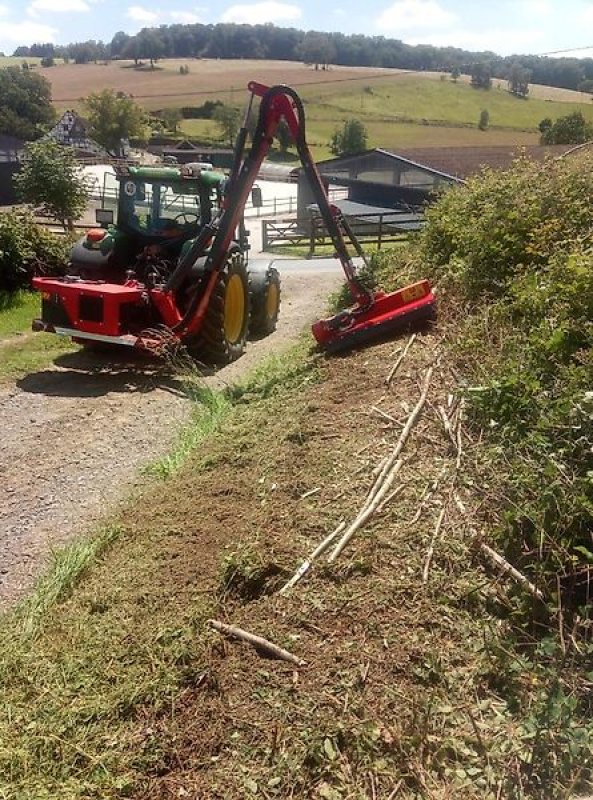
[38,163,280,363]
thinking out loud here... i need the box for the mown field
[6,56,592,153]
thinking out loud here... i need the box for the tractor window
[121,180,202,237]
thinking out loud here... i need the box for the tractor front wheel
[249,265,281,337]
[185,253,250,364]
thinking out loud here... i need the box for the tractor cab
[69,165,229,283]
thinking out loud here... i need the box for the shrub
[0,211,70,293]
[414,151,593,612]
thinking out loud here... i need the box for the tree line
[11,22,593,93]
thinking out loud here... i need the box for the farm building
[46,111,112,159]
[294,144,573,218]
[0,134,24,205]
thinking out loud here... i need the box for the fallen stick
[479,543,544,602]
[208,619,306,667]
[376,483,405,513]
[300,487,320,500]
[422,505,447,583]
[455,399,465,471]
[279,521,346,595]
[367,366,434,505]
[437,404,457,448]
[328,459,404,562]
[385,333,416,386]
[371,406,403,426]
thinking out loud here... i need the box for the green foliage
[212,103,240,147]
[540,110,593,144]
[15,139,89,230]
[0,210,70,292]
[83,89,147,156]
[181,100,223,119]
[507,61,531,97]
[478,109,490,130]
[330,118,368,156]
[417,152,593,610]
[298,31,336,69]
[470,61,492,90]
[0,66,54,139]
[161,107,182,133]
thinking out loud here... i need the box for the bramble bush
[0,211,69,293]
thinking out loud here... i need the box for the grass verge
[0,291,41,338]
[0,338,322,799]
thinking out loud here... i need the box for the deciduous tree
[540,111,593,145]
[83,89,147,156]
[213,104,241,147]
[0,67,54,140]
[14,139,89,230]
[330,118,368,156]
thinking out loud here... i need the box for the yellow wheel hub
[223,273,246,344]
[266,282,280,320]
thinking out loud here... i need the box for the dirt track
[0,265,341,608]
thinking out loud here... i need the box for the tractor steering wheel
[173,212,200,226]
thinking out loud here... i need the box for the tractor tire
[185,252,251,364]
[248,264,281,337]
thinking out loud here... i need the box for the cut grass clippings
[2,319,588,798]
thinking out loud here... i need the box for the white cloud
[1,20,58,43]
[28,0,89,14]
[0,4,8,14]
[407,26,546,56]
[221,1,301,24]
[376,0,456,33]
[170,9,201,22]
[520,0,552,16]
[126,4,160,22]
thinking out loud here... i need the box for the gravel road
[0,261,342,608]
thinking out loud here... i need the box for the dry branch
[479,543,545,602]
[279,521,346,595]
[422,505,447,583]
[371,406,402,426]
[328,364,435,563]
[328,459,404,562]
[455,399,465,470]
[208,619,306,667]
[437,404,457,448]
[409,466,447,526]
[368,366,434,503]
[385,333,416,386]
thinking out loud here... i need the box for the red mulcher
[32,83,435,358]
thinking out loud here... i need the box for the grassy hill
[4,56,593,155]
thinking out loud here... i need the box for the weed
[220,542,285,601]
[17,524,123,636]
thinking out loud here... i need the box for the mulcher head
[312,279,436,353]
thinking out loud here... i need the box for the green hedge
[418,153,593,611]
[0,211,70,293]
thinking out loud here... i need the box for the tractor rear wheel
[248,265,281,337]
[185,252,250,364]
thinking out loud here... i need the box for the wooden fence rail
[262,210,425,256]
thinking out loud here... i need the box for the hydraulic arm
[169,82,435,350]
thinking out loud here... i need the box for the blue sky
[0,0,592,58]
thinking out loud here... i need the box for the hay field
[43,59,396,110]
